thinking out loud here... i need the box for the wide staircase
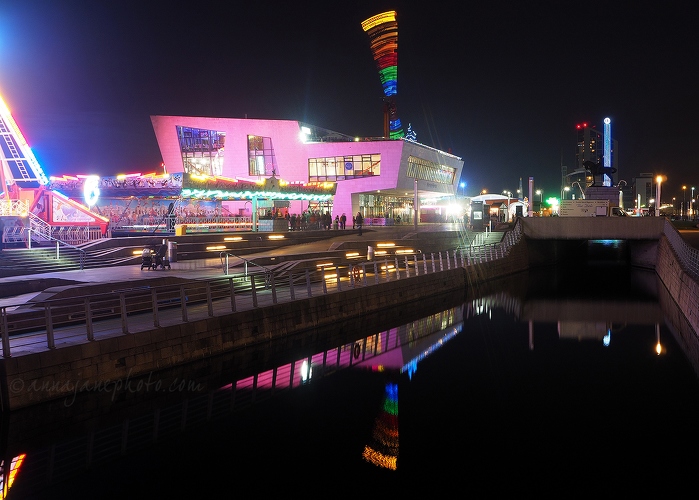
[0,244,138,277]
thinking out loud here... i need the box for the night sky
[1,1,697,201]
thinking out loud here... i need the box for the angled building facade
[151,115,463,224]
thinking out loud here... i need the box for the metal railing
[0,236,524,357]
[220,252,273,287]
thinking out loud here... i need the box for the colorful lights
[0,94,49,188]
[83,175,100,207]
[362,11,404,139]
[362,382,399,470]
[0,453,26,498]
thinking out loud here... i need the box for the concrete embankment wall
[655,235,699,354]
[0,241,531,411]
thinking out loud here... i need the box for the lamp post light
[656,176,663,216]
[672,197,676,216]
[561,186,570,200]
[502,190,512,221]
[683,185,687,220]
[535,189,543,215]
[692,186,696,220]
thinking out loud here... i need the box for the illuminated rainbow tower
[361,11,404,139]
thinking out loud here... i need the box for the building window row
[406,156,455,184]
[308,154,381,182]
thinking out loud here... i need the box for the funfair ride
[0,93,108,247]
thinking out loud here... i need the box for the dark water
[4,262,699,497]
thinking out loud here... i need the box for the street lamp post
[502,190,512,221]
[561,186,570,200]
[683,185,687,220]
[692,186,696,220]
[536,189,543,216]
[656,176,663,216]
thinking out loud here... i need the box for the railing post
[305,269,312,297]
[1,308,11,358]
[362,263,368,285]
[405,256,410,277]
[45,304,56,348]
[394,257,399,279]
[322,268,328,294]
[229,277,237,312]
[85,297,94,341]
[56,241,60,260]
[336,265,341,291]
[180,285,188,322]
[251,275,258,307]
[206,282,214,316]
[439,252,444,271]
[373,262,379,284]
[431,253,436,273]
[151,289,160,327]
[271,274,277,304]
[289,273,296,300]
[119,292,129,334]
[422,254,427,275]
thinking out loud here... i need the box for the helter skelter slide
[361,11,404,140]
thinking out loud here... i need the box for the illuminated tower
[361,11,404,139]
[603,117,612,186]
[0,94,49,199]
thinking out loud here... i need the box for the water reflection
[3,264,699,496]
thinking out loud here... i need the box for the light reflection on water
[4,265,699,496]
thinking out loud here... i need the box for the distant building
[563,121,619,196]
[633,173,655,211]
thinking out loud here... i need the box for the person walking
[356,211,364,236]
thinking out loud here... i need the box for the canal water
[3,261,699,497]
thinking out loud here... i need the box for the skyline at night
[0,1,697,202]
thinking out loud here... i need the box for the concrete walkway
[0,223,469,309]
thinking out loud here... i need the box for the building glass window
[406,156,455,184]
[308,154,380,182]
[177,126,225,176]
[248,135,278,177]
